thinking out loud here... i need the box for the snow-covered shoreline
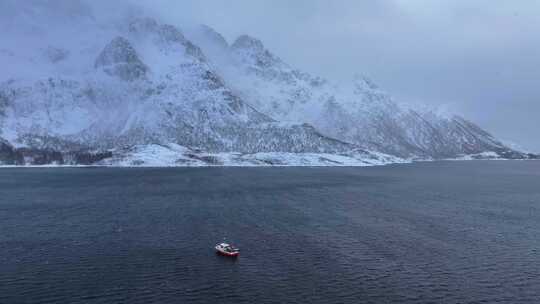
[1,142,536,168]
[0,156,410,168]
[0,143,410,168]
[1,156,537,169]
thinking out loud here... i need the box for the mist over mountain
[0,0,536,166]
[143,0,540,153]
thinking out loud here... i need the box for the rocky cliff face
[0,1,534,166]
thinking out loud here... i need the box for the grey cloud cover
[132,1,540,150]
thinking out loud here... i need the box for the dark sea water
[1,161,540,304]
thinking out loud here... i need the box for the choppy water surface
[1,161,540,303]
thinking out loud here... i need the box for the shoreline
[1,158,537,169]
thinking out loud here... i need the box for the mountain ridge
[190,24,535,160]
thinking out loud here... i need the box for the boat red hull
[216,250,239,257]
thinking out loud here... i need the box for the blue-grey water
[1,161,539,304]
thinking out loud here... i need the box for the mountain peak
[230,35,286,69]
[353,74,379,91]
[198,24,229,49]
[231,35,265,51]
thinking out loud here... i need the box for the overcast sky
[142,0,540,151]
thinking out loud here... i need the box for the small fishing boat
[215,242,240,257]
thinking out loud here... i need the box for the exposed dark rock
[0,139,23,165]
[0,138,113,165]
[17,148,64,165]
[95,37,148,81]
[67,150,113,165]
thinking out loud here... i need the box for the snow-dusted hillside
[0,1,535,166]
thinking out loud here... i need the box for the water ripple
[1,163,540,303]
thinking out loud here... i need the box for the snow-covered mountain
[190,25,535,160]
[0,1,535,166]
[0,0,393,166]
